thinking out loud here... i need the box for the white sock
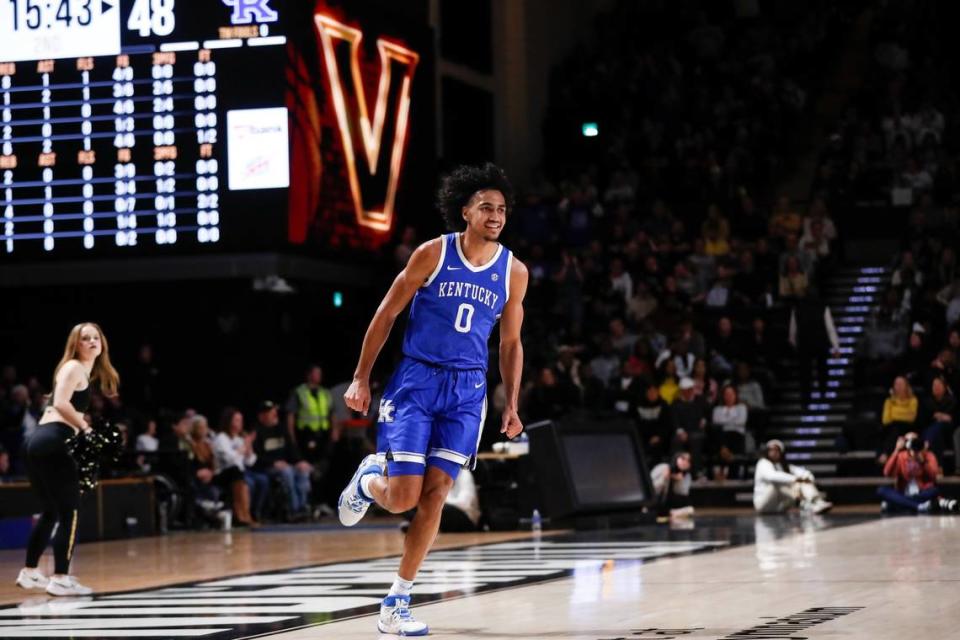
[359,474,377,502]
[388,574,414,597]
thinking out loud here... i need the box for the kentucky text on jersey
[436,281,500,311]
[401,233,513,370]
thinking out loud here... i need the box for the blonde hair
[54,323,120,397]
[891,376,914,400]
[190,415,209,439]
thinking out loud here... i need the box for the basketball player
[339,163,527,636]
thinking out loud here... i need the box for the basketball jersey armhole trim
[455,232,503,272]
[422,234,448,287]
[504,251,514,304]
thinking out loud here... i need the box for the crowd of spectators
[816,1,960,209]
[498,2,855,480]
[857,238,960,476]
[834,2,960,481]
[499,184,842,479]
[0,362,378,530]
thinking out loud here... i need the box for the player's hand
[344,379,371,415]
[894,436,905,452]
[501,407,523,439]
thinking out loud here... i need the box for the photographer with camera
[878,432,958,514]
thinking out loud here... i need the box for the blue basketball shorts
[376,357,488,480]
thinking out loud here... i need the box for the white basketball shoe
[46,575,93,596]
[15,568,49,590]
[338,454,383,526]
[378,594,429,636]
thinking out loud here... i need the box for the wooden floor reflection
[297,515,959,640]
[0,518,533,606]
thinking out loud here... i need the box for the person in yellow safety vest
[285,364,334,464]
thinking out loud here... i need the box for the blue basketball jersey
[402,233,513,370]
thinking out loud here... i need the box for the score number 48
[128,0,175,37]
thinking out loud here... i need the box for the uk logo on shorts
[378,399,396,423]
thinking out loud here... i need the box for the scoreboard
[0,0,289,259]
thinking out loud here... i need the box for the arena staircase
[762,264,887,478]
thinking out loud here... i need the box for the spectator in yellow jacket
[879,376,918,464]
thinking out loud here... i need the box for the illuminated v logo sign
[314,14,419,232]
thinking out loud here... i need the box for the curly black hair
[435,163,515,231]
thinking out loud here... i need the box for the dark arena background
[0,1,958,639]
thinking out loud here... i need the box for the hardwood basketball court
[1,512,955,638]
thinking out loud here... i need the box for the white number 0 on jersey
[454,303,474,333]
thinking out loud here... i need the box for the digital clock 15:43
[1,0,121,62]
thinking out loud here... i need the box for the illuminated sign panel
[288,3,432,253]
[314,14,418,233]
[226,107,289,191]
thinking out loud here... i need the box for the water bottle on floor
[218,510,232,531]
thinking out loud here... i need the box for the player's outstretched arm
[344,238,442,415]
[499,258,529,439]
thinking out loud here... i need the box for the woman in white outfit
[211,408,258,526]
[713,384,749,479]
[753,439,832,514]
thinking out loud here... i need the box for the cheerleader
[15,323,119,596]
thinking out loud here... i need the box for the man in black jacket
[635,383,672,464]
[254,401,313,520]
